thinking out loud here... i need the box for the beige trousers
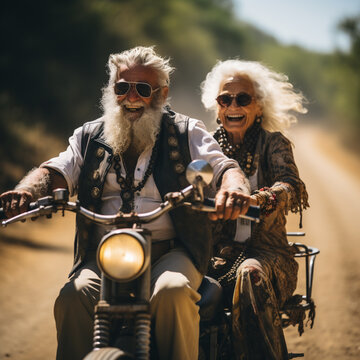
[54,247,203,360]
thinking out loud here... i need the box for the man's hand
[209,188,251,221]
[209,167,254,221]
[0,166,68,219]
[0,190,33,218]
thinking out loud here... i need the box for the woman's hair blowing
[201,59,307,133]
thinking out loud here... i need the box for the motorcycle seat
[197,276,223,322]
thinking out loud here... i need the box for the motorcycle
[0,159,260,360]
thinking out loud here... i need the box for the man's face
[217,75,262,142]
[115,65,168,122]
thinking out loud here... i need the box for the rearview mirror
[186,160,213,186]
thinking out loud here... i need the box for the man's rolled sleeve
[40,126,84,196]
[188,118,240,189]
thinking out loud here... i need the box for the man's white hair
[201,59,307,133]
[106,46,174,89]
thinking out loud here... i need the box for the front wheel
[83,347,134,360]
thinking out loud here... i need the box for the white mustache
[120,100,144,107]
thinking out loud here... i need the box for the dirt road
[284,125,360,359]
[1,124,360,359]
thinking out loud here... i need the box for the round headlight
[97,230,146,281]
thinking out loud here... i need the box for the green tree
[333,16,360,144]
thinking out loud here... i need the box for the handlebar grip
[245,205,261,219]
[0,202,38,220]
[203,198,216,208]
[203,198,260,219]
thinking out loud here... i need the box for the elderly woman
[201,60,309,360]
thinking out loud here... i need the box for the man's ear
[161,86,169,101]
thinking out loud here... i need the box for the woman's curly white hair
[200,59,307,133]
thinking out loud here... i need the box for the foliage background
[1,0,359,190]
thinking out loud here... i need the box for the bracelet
[253,187,278,216]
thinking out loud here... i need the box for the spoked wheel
[83,347,134,360]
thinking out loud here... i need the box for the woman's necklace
[113,135,160,213]
[214,119,261,177]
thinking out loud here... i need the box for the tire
[83,347,134,360]
[198,345,207,360]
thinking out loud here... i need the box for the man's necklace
[113,135,160,213]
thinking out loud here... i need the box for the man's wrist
[216,165,241,189]
[219,167,251,195]
[14,167,51,199]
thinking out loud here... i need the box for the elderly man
[0,46,250,360]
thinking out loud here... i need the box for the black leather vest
[70,109,213,276]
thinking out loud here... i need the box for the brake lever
[1,194,60,226]
[1,204,58,227]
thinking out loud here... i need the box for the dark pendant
[113,132,160,214]
[120,202,133,213]
[122,191,133,200]
[120,190,134,213]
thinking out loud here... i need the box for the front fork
[134,312,151,359]
[92,268,152,359]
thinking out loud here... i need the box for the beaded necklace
[214,117,262,177]
[113,135,160,213]
[216,249,246,286]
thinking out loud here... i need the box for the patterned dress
[211,126,309,360]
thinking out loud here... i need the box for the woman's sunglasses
[216,92,252,108]
[114,81,160,98]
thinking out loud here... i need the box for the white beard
[102,88,163,155]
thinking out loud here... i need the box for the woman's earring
[216,118,221,125]
[255,115,262,124]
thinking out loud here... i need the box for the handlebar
[1,187,260,227]
[195,198,260,222]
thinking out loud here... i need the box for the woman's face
[217,75,262,142]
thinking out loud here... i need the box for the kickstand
[288,353,304,359]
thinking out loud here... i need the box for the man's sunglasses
[114,81,160,98]
[216,93,252,108]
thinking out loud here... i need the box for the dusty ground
[284,125,360,359]
[0,124,360,359]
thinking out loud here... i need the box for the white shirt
[234,170,258,243]
[41,117,239,240]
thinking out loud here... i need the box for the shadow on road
[0,234,72,252]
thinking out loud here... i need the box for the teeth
[125,105,142,109]
[124,105,143,112]
[227,114,245,120]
